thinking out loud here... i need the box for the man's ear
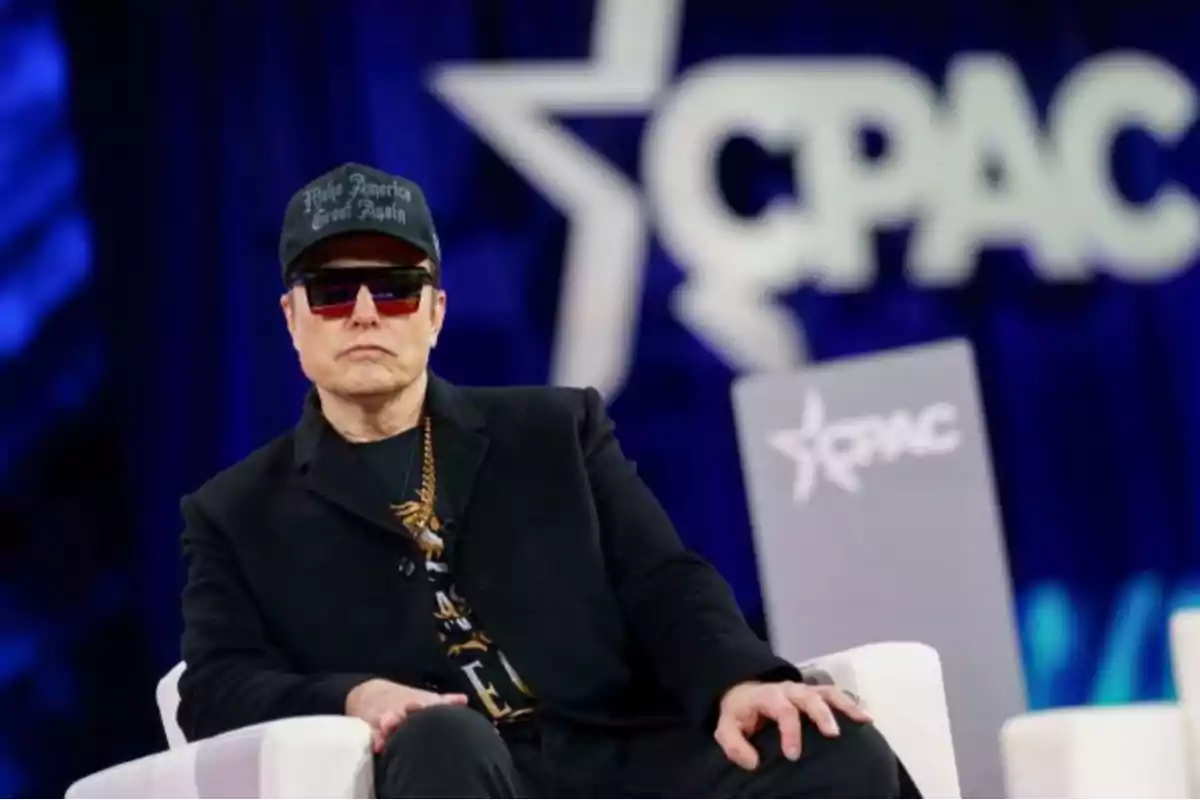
[281,291,294,329]
[281,290,300,350]
[431,288,447,332]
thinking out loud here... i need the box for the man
[178,162,916,798]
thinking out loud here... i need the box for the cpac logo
[430,0,1200,398]
[768,393,961,502]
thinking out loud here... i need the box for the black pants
[373,705,921,798]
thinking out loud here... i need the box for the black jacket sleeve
[177,496,375,740]
[579,388,802,728]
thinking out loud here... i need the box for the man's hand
[346,678,469,753]
[715,680,871,771]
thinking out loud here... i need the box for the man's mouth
[341,344,394,357]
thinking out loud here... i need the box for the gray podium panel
[732,339,1026,799]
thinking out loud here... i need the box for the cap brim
[290,229,434,271]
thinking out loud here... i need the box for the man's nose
[348,284,381,323]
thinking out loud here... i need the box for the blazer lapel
[293,391,410,538]
[425,375,489,536]
[291,376,490,543]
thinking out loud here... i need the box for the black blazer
[177,375,799,743]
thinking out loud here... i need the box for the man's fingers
[760,696,803,760]
[714,717,760,771]
[371,729,385,754]
[819,686,871,722]
[370,709,403,753]
[791,686,840,738]
[411,691,468,708]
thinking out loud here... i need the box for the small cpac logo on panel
[768,392,962,502]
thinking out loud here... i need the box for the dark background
[1,0,1197,794]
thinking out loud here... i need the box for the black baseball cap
[279,162,441,280]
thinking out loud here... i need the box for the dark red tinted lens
[305,284,360,317]
[304,267,431,317]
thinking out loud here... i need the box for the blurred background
[4,0,1200,794]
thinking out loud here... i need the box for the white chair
[1171,608,1200,795]
[1001,702,1189,798]
[806,642,960,798]
[66,641,960,798]
[999,607,1200,798]
[65,715,375,799]
[156,661,187,751]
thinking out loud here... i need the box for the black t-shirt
[354,427,536,724]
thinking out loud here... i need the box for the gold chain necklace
[392,415,438,535]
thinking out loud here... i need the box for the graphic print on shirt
[393,500,536,722]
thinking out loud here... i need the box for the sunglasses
[293,266,436,319]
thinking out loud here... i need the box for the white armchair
[1001,702,1189,798]
[999,608,1200,798]
[66,641,960,798]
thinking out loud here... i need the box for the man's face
[281,239,446,399]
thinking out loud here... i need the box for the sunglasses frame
[291,265,437,319]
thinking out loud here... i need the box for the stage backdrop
[14,2,1200,791]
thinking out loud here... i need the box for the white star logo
[766,391,863,503]
[429,0,684,398]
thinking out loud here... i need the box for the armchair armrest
[65,716,373,799]
[1170,609,1200,794]
[1000,703,1188,798]
[802,641,961,799]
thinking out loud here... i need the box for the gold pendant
[391,416,436,536]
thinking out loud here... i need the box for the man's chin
[329,370,413,399]
[337,383,404,400]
